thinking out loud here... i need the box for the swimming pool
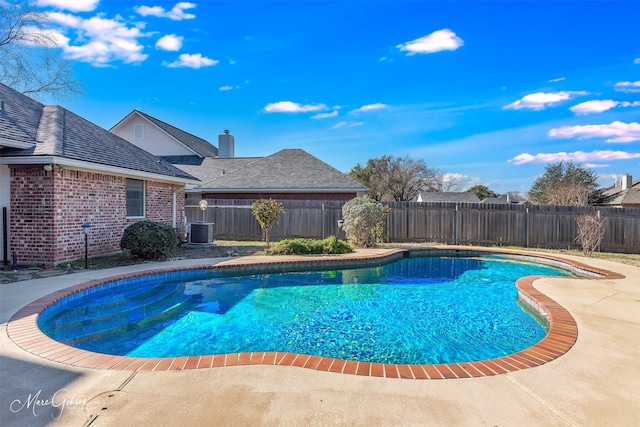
[38,252,574,365]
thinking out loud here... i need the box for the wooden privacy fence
[185,199,640,253]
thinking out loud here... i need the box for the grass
[381,242,640,268]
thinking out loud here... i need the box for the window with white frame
[134,123,144,139]
[126,178,145,217]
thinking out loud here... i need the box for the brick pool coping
[6,248,625,379]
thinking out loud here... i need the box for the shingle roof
[0,84,197,181]
[481,194,527,204]
[119,110,218,158]
[600,178,640,205]
[179,149,368,191]
[418,192,480,203]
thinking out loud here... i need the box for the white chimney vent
[218,130,234,158]
[621,174,632,190]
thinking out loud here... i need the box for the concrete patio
[1,249,639,426]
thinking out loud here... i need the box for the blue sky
[28,0,640,194]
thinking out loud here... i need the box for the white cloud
[508,150,640,165]
[570,100,640,115]
[135,2,196,20]
[352,103,388,112]
[397,29,463,55]
[48,12,148,65]
[264,101,328,113]
[332,121,364,129]
[504,91,588,111]
[219,85,233,91]
[614,81,640,93]
[548,77,565,83]
[312,111,338,119]
[164,53,218,68]
[156,34,183,51]
[36,0,99,12]
[634,58,640,64]
[548,121,640,143]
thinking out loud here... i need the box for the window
[126,178,145,217]
[134,123,144,139]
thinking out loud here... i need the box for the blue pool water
[39,254,573,364]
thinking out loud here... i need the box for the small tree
[342,196,385,248]
[467,185,499,201]
[252,199,285,248]
[575,212,606,257]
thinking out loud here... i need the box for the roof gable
[112,110,218,158]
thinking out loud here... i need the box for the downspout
[172,190,177,229]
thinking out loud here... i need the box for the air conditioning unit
[189,222,214,244]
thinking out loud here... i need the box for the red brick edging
[6,248,624,379]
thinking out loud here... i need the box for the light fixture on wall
[43,164,53,172]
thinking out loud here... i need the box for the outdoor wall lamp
[81,224,91,269]
[43,164,53,172]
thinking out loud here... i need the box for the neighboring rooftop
[179,149,368,192]
[417,192,480,203]
[600,174,640,207]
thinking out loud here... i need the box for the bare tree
[432,173,465,192]
[349,155,439,201]
[0,2,82,99]
[546,182,591,206]
[575,212,606,256]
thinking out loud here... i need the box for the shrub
[341,196,385,248]
[575,213,606,257]
[266,236,352,255]
[120,221,178,261]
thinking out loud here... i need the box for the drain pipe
[11,251,17,270]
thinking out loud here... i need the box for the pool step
[42,286,194,341]
[65,299,191,347]
[41,282,182,325]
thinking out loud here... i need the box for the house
[599,174,640,208]
[416,192,480,203]
[111,111,368,201]
[481,194,528,204]
[0,84,199,266]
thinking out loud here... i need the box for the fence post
[526,207,530,248]
[322,203,325,239]
[455,204,459,245]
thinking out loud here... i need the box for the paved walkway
[1,249,639,426]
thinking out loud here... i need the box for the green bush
[266,236,352,255]
[120,221,178,261]
[342,196,385,247]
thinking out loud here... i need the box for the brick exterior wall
[200,192,358,201]
[9,165,186,265]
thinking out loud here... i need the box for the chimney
[218,129,235,158]
[621,174,633,190]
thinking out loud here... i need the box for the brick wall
[200,192,357,201]
[10,165,185,265]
